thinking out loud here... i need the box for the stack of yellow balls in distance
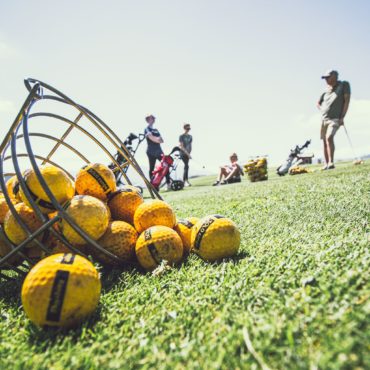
[243,157,268,182]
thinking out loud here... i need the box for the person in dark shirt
[179,123,193,187]
[144,115,170,189]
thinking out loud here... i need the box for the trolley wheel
[171,180,184,191]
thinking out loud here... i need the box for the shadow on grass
[180,250,250,268]
[230,250,250,263]
[99,263,141,292]
[25,305,104,351]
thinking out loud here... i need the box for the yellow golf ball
[5,175,22,203]
[135,225,183,271]
[174,216,200,255]
[21,253,101,327]
[0,196,17,224]
[75,163,117,201]
[191,215,240,262]
[134,200,176,234]
[90,220,138,266]
[19,165,75,214]
[3,202,44,248]
[108,185,144,225]
[60,195,110,246]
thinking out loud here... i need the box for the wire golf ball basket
[0,78,160,280]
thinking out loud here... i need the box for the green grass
[1,161,369,370]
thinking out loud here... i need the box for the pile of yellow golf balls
[1,162,241,328]
[243,157,268,182]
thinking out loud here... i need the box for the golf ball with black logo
[135,225,183,271]
[75,163,116,201]
[191,215,240,262]
[19,165,75,214]
[174,216,200,255]
[21,253,101,327]
[5,175,22,203]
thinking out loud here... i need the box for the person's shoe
[184,181,191,187]
[321,165,328,171]
[327,163,335,170]
[212,181,220,186]
[220,180,228,185]
[163,183,171,191]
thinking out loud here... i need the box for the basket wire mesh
[0,78,161,279]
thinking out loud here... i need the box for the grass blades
[0,161,369,369]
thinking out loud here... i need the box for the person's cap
[145,114,155,121]
[321,69,338,79]
[183,123,191,129]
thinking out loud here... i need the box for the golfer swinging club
[317,69,351,170]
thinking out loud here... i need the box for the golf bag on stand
[276,140,312,176]
[108,132,145,190]
[151,147,184,191]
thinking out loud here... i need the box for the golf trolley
[276,140,312,176]
[151,146,185,191]
[108,132,145,189]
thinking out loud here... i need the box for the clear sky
[1,0,369,178]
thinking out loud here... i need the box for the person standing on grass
[317,69,351,170]
[179,123,193,187]
[144,114,171,189]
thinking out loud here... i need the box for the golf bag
[276,140,311,176]
[109,132,145,187]
[151,146,184,191]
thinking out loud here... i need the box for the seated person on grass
[213,153,244,186]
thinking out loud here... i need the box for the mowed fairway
[0,162,369,369]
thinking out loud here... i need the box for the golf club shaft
[343,125,358,159]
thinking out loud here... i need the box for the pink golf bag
[150,147,184,191]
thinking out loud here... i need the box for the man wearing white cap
[317,70,351,169]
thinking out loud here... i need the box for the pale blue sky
[1,0,369,177]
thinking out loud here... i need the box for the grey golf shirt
[319,81,351,120]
